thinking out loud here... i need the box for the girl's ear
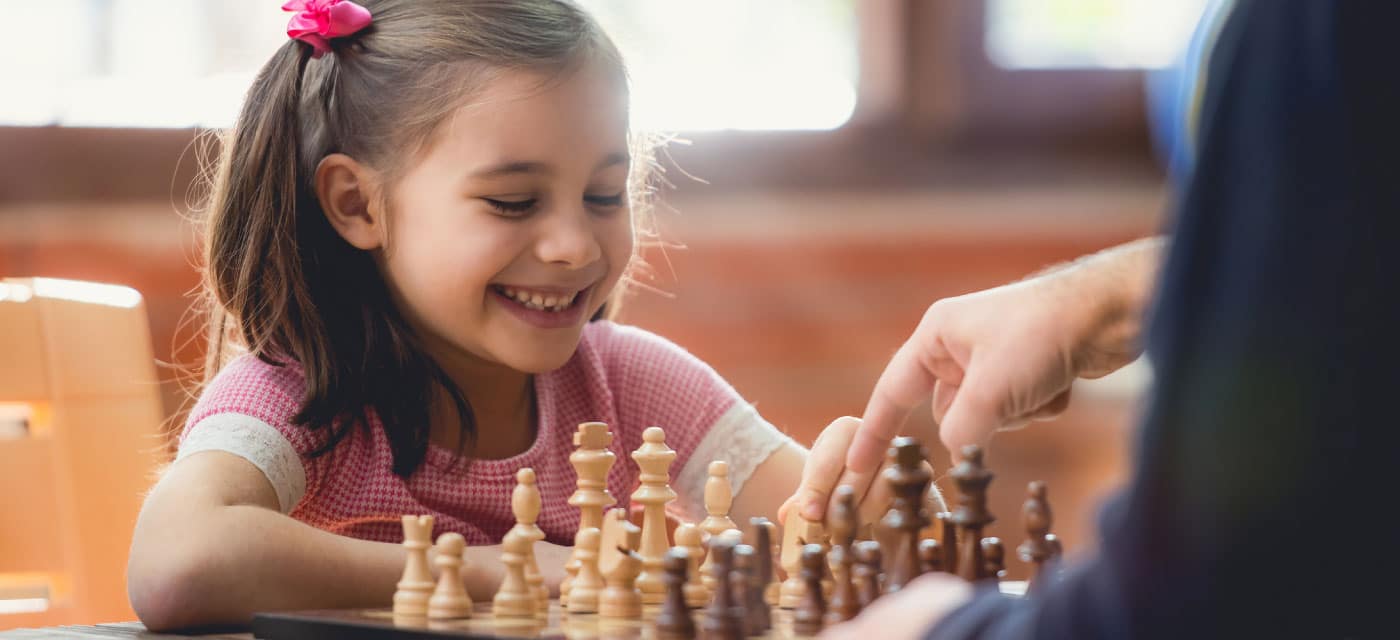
[315,153,386,250]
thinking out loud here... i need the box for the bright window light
[0,0,857,132]
[987,0,1212,69]
[31,278,143,309]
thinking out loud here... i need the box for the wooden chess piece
[567,527,605,613]
[880,437,933,592]
[656,549,697,639]
[792,544,828,635]
[741,543,771,633]
[982,537,1006,581]
[427,532,472,619]
[949,445,995,582]
[936,511,958,575]
[632,426,678,605]
[393,514,435,616]
[493,529,537,618]
[780,507,826,608]
[729,545,756,636]
[563,422,617,606]
[752,518,781,607]
[701,538,742,640]
[699,461,739,593]
[599,509,644,619]
[825,485,860,624]
[918,538,943,574]
[509,468,549,610]
[749,517,779,611]
[1017,480,1056,592]
[852,540,882,609]
[673,523,710,608]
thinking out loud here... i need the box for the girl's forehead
[430,60,629,164]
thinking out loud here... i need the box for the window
[0,0,858,132]
[986,0,1211,69]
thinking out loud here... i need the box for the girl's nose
[535,206,602,269]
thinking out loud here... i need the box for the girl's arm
[126,451,540,630]
[727,440,809,528]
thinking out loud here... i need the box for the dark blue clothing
[930,1,1398,637]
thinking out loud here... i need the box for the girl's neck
[428,354,537,460]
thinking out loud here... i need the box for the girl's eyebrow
[467,152,630,180]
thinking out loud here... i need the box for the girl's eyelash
[484,198,537,215]
[585,193,625,207]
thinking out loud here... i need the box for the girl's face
[379,57,634,374]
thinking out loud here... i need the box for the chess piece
[739,543,771,633]
[656,549,697,639]
[880,438,933,593]
[1017,480,1056,592]
[918,538,943,574]
[791,544,828,635]
[752,517,781,607]
[936,511,958,575]
[699,461,739,593]
[428,532,472,619]
[393,514,435,616]
[674,523,710,608]
[599,509,644,619]
[748,517,779,611]
[508,468,549,610]
[982,537,1006,581]
[825,485,860,624]
[780,507,826,609]
[728,545,755,636]
[567,527,605,613]
[852,540,882,608]
[563,422,617,606]
[493,529,537,618]
[632,426,678,604]
[701,538,742,640]
[949,445,995,582]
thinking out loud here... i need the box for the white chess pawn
[493,529,537,618]
[566,527,605,613]
[674,523,710,608]
[428,532,472,619]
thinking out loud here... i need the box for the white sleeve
[671,402,797,523]
[176,412,308,514]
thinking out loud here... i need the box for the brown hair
[198,0,648,477]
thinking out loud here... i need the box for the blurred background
[0,0,1223,618]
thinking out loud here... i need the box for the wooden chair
[0,277,164,628]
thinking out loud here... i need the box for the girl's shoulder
[184,353,308,437]
[575,319,740,428]
[579,319,721,380]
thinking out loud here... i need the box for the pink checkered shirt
[179,321,790,546]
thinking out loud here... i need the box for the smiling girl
[125,0,811,630]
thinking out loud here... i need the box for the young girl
[125,0,814,630]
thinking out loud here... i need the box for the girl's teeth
[498,286,577,312]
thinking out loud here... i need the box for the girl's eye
[585,193,625,208]
[483,198,537,216]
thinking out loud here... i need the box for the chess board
[252,583,1028,640]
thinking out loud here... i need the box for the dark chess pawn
[749,517,778,614]
[792,544,828,635]
[918,538,943,574]
[852,540,883,609]
[981,538,1006,581]
[1017,480,1056,592]
[656,550,696,639]
[702,539,742,640]
[825,485,860,624]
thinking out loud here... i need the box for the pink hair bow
[283,0,373,58]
